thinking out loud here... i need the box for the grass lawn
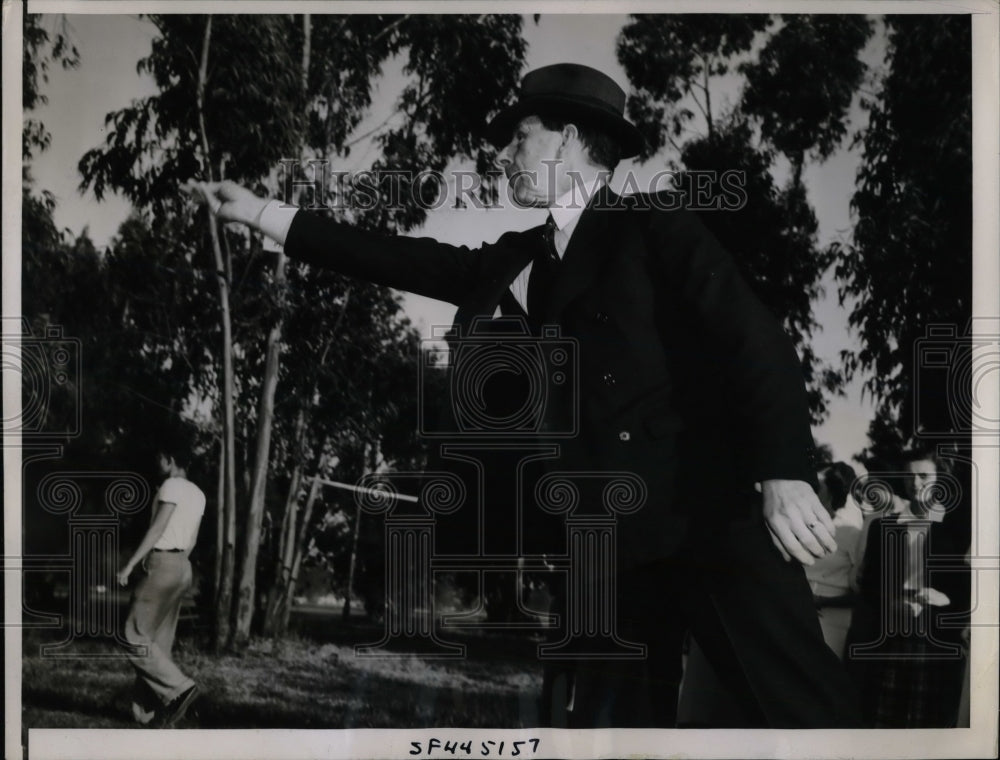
[20,614,546,734]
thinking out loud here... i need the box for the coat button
[595,311,609,323]
[619,430,631,441]
[602,372,615,386]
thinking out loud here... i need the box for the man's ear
[561,123,580,149]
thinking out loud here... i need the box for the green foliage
[79,15,303,217]
[677,121,841,422]
[618,14,772,158]
[834,15,972,449]
[618,14,871,423]
[23,13,80,167]
[73,12,525,462]
[741,15,872,167]
[335,15,526,231]
[63,14,527,625]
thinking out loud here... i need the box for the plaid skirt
[863,635,967,728]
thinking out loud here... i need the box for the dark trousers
[542,514,862,728]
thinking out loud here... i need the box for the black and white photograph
[4,1,998,759]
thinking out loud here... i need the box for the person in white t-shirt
[117,448,205,728]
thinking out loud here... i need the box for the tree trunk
[214,434,224,607]
[343,497,363,620]
[261,462,300,635]
[194,15,238,652]
[232,274,285,649]
[230,12,311,652]
[274,462,324,637]
[262,408,307,635]
[344,440,378,619]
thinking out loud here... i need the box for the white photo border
[5,1,998,758]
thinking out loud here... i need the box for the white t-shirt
[805,498,865,597]
[152,476,206,551]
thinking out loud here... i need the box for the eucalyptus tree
[79,13,527,649]
[618,14,872,423]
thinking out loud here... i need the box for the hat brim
[487,96,645,160]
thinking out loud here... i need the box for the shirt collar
[548,175,607,231]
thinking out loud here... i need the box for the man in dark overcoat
[192,63,859,727]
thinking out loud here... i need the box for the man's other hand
[762,479,837,566]
[185,180,269,228]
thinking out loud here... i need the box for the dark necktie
[527,216,559,328]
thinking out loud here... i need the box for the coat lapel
[454,185,623,332]
[541,186,620,324]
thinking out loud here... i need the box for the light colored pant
[123,551,195,719]
[816,606,852,661]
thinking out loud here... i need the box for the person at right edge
[190,63,861,728]
[847,449,969,727]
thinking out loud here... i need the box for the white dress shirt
[508,177,606,314]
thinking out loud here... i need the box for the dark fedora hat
[486,63,644,158]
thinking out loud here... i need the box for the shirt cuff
[257,199,300,246]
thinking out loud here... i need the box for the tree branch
[343,113,400,150]
[370,15,408,46]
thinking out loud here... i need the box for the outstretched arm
[187,180,487,305]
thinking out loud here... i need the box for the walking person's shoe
[132,701,156,725]
[155,684,199,728]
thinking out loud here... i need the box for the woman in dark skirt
[846,450,970,728]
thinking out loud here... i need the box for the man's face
[904,458,937,502]
[494,116,565,208]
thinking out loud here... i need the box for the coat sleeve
[282,210,490,306]
[646,207,818,486]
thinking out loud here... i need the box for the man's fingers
[182,181,223,210]
[786,487,836,554]
[802,499,837,540]
[790,518,829,560]
[808,519,838,554]
[787,509,834,558]
[767,517,813,565]
[183,180,266,227]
